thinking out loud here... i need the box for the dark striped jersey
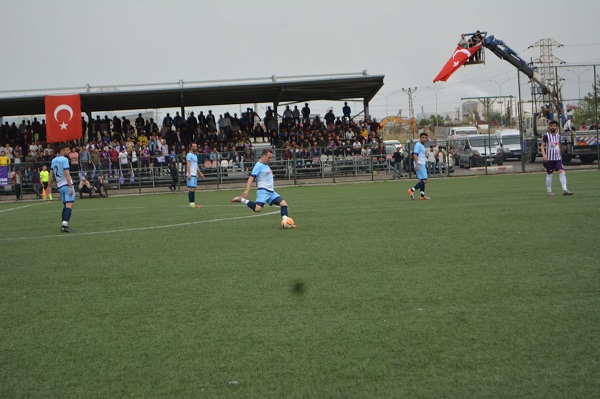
[542,132,561,161]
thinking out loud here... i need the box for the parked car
[495,129,523,161]
[447,134,469,166]
[457,134,503,168]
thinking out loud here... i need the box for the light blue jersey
[186,152,199,176]
[413,142,428,180]
[251,161,274,192]
[51,155,72,188]
[413,142,426,166]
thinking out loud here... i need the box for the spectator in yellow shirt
[0,150,11,166]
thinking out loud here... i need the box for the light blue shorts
[186,176,197,188]
[58,185,76,204]
[416,164,428,180]
[256,189,281,206]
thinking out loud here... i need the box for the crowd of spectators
[1,103,391,198]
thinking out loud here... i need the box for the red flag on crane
[433,43,482,83]
[45,94,83,143]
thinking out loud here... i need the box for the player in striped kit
[541,120,573,196]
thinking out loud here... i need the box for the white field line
[0,203,43,214]
[0,210,279,242]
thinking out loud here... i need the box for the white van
[495,129,523,161]
[457,134,503,168]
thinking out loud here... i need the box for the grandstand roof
[0,74,385,117]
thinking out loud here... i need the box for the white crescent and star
[53,104,74,130]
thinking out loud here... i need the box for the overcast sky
[2,0,599,121]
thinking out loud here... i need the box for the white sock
[62,221,68,226]
[241,198,249,204]
[546,175,553,192]
[559,173,567,191]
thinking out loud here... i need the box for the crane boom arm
[464,31,558,102]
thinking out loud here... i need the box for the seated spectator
[92,175,108,197]
[79,177,95,198]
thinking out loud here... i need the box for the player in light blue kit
[186,143,205,208]
[48,143,76,232]
[231,149,296,227]
[407,132,431,200]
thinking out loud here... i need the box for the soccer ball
[281,217,295,229]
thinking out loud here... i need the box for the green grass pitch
[1,171,599,398]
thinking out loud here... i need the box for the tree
[573,73,600,126]
[428,114,444,126]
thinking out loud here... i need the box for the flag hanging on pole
[433,44,482,83]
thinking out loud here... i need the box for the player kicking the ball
[231,149,296,227]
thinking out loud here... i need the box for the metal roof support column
[180,90,185,124]
[363,98,370,122]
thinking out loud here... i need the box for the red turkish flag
[45,94,83,143]
[433,44,482,83]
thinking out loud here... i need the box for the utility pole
[402,87,417,136]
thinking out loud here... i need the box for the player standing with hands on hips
[231,149,296,227]
[542,120,573,196]
[48,143,75,232]
[186,143,205,208]
[407,132,431,200]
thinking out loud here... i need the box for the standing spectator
[140,144,151,173]
[206,110,216,131]
[324,109,336,126]
[173,112,182,128]
[135,113,145,133]
[292,106,301,125]
[283,106,293,127]
[393,146,404,179]
[109,146,119,177]
[69,147,79,173]
[0,150,11,167]
[342,102,351,121]
[168,157,178,191]
[242,147,254,171]
[407,132,431,200]
[32,166,42,199]
[79,146,91,172]
[112,116,122,138]
[426,145,437,177]
[459,34,468,49]
[91,147,100,174]
[162,113,173,128]
[187,111,198,138]
[10,168,22,200]
[542,120,573,196]
[186,143,205,208]
[118,147,130,171]
[301,103,311,124]
[48,143,76,233]
[197,111,207,132]
[437,147,447,175]
[370,118,381,135]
